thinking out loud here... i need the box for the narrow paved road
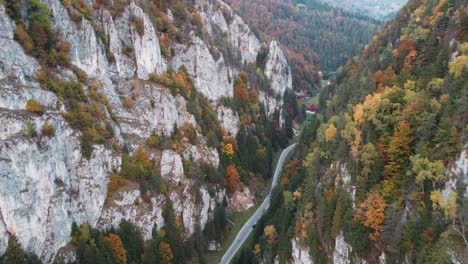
[220,143,297,264]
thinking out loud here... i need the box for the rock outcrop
[228,185,254,212]
[333,232,352,264]
[216,105,240,135]
[116,82,196,139]
[291,238,313,264]
[97,184,165,240]
[264,41,293,97]
[172,34,233,100]
[201,0,260,62]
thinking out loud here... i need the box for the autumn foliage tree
[263,224,277,262]
[383,121,414,195]
[226,164,240,193]
[264,225,277,245]
[104,234,127,264]
[354,190,386,243]
[325,123,337,142]
[159,241,174,264]
[234,72,249,106]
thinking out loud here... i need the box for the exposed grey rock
[202,0,260,62]
[0,114,120,262]
[333,232,352,264]
[264,41,293,97]
[116,82,196,139]
[291,238,314,264]
[172,34,233,100]
[160,150,185,184]
[182,144,220,167]
[216,105,240,135]
[228,184,254,212]
[97,184,165,240]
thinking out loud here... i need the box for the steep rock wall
[172,34,233,100]
[291,238,313,264]
[201,0,260,62]
[0,0,296,261]
[264,41,293,97]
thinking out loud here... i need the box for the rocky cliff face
[0,0,294,262]
[200,0,260,63]
[172,34,233,100]
[264,41,293,97]
[291,238,313,264]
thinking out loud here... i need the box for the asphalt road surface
[220,143,297,264]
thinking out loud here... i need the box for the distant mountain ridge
[310,0,408,20]
[231,0,382,91]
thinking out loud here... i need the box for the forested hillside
[230,0,381,91]
[235,0,468,263]
[314,0,407,20]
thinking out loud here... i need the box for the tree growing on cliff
[104,234,127,264]
[226,164,240,192]
[383,121,414,196]
[354,190,387,243]
[0,234,27,264]
[118,220,144,264]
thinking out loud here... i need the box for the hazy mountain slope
[312,0,407,20]
[234,0,468,263]
[231,0,381,92]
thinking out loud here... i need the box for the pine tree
[0,234,27,264]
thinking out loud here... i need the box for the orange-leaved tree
[264,225,277,245]
[104,234,127,264]
[226,164,240,192]
[354,190,386,243]
[159,241,174,264]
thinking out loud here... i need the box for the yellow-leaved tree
[325,123,337,142]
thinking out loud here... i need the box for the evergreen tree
[0,235,27,264]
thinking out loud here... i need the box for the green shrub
[71,0,93,20]
[23,121,37,138]
[4,0,22,22]
[74,67,87,83]
[122,45,133,56]
[26,99,45,115]
[148,72,174,87]
[106,49,115,62]
[147,134,161,148]
[133,17,144,36]
[29,0,52,31]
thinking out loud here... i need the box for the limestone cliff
[0,0,295,262]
